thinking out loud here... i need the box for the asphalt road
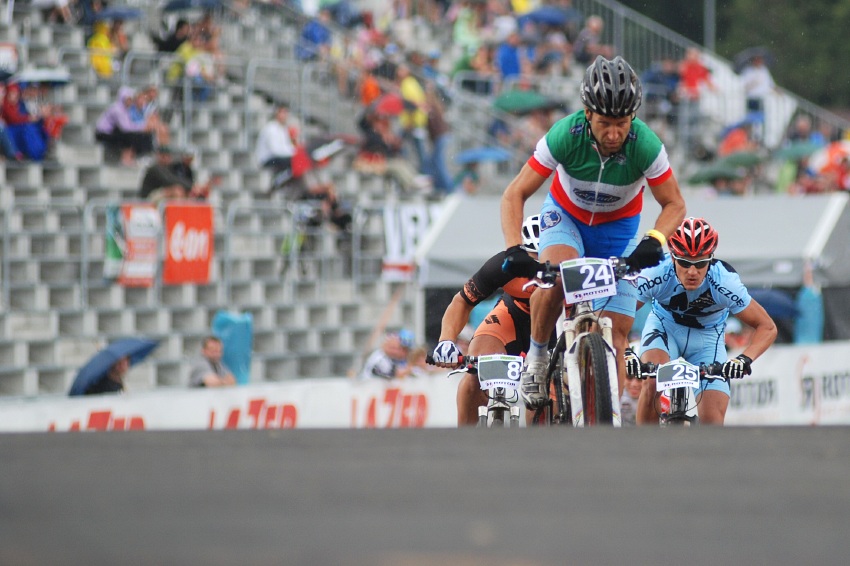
[1,427,848,565]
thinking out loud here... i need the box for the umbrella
[687,162,746,184]
[733,46,775,74]
[373,93,405,116]
[94,6,144,21]
[749,289,799,320]
[455,146,513,165]
[808,140,850,174]
[493,89,559,114]
[11,67,71,87]
[517,6,583,27]
[773,140,824,162]
[717,150,764,169]
[162,0,222,13]
[69,338,159,396]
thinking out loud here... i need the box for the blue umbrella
[455,146,513,165]
[162,0,222,12]
[95,6,144,21]
[749,289,800,320]
[69,338,159,396]
[518,6,583,27]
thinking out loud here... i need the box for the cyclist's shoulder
[626,118,664,153]
[544,111,588,144]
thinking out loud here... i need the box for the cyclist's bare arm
[438,293,476,343]
[734,299,778,362]
[647,173,687,238]
[501,164,548,248]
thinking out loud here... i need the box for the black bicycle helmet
[580,55,643,117]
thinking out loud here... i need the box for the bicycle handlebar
[637,361,726,382]
[513,256,638,290]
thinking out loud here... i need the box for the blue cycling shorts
[640,311,731,396]
[538,194,640,317]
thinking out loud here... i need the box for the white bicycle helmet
[520,215,541,253]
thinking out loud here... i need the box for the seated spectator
[137,84,170,147]
[0,83,23,161]
[572,15,613,66]
[82,356,129,395]
[717,121,759,156]
[30,0,74,24]
[620,371,642,426]
[1,83,48,161]
[109,19,130,64]
[169,147,221,201]
[354,106,432,193]
[255,103,300,193]
[168,32,217,103]
[358,330,415,380]
[139,146,214,203]
[95,86,154,166]
[642,57,680,124]
[451,44,497,96]
[87,20,117,79]
[295,8,333,62]
[189,336,237,388]
[151,18,192,53]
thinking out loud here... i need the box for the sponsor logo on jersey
[569,123,586,136]
[573,189,621,204]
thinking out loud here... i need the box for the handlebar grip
[425,353,467,366]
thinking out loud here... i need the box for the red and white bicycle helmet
[520,215,541,253]
[668,217,718,258]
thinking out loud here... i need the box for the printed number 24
[580,264,613,289]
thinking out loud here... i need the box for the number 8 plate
[476,355,524,391]
[559,258,617,303]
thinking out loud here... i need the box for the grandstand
[0,1,846,398]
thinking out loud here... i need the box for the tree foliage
[616,0,850,107]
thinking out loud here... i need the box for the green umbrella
[687,162,747,184]
[772,141,823,162]
[716,150,764,168]
[493,89,557,114]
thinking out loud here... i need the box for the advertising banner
[162,203,214,285]
[118,204,161,287]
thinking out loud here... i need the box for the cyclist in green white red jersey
[500,55,687,411]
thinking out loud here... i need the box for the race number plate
[476,355,524,391]
[656,358,700,393]
[559,257,617,303]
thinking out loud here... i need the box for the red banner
[163,203,214,285]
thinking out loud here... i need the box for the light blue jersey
[629,255,752,396]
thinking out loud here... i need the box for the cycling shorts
[639,311,730,396]
[539,194,640,317]
[472,297,530,356]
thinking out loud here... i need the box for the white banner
[0,343,848,432]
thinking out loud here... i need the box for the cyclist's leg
[696,390,729,424]
[687,325,730,425]
[636,347,670,425]
[522,202,582,408]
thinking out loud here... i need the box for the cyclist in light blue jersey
[626,217,777,425]
[500,55,686,411]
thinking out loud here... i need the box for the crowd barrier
[0,342,847,432]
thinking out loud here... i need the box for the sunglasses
[673,255,713,269]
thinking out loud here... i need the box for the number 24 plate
[559,258,617,303]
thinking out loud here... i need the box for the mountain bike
[428,354,523,428]
[636,358,725,426]
[521,256,637,427]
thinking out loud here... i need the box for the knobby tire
[578,333,613,425]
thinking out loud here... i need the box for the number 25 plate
[476,355,524,391]
[656,358,700,393]
[559,258,617,303]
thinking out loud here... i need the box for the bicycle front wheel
[578,333,613,425]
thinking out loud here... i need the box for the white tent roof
[416,192,850,288]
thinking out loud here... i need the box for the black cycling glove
[721,354,753,380]
[502,245,540,278]
[625,230,665,272]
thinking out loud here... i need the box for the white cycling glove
[721,354,753,380]
[432,340,462,366]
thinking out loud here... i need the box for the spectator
[794,261,824,344]
[87,20,117,79]
[169,147,221,201]
[109,19,130,65]
[572,15,613,66]
[425,82,454,195]
[82,356,129,395]
[189,336,237,388]
[20,82,67,157]
[717,120,759,157]
[358,330,415,380]
[357,63,383,107]
[151,19,192,53]
[0,86,23,161]
[139,146,190,202]
[495,30,526,82]
[1,83,48,161]
[137,84,170,147]
[296,8,333,62]
[786,115,826,146]
[452,1,483,55]
[396,63,429,173]
[454,162,481,195]
[452,43,497,95]
[95,86,153,166]
[620,371,642,426]
[641,57,680,126]
[678,47,716,156]
[168,32,217,103]
[255,103,300,193]
[739,54,777,143]
[30,0,74,24]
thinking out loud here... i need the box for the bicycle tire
[532,334,569,426]
[577,333,613,425]
[663,388,688,426]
